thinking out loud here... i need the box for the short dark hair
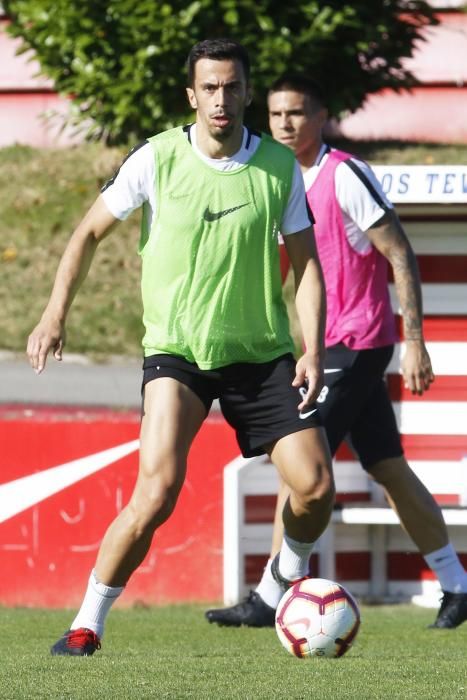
[268,73,326,110]
[186,38,250,86]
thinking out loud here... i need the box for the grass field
[0,604,465,699]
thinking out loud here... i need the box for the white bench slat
[388,342,467,375]
[390,284,467,315]
[332,506,467,526]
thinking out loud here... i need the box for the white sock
[70,569,124,638]
[424,544,467,594]
[256,559,283,609]
[278,534,314,582]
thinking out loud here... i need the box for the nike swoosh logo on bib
[203,203,249,222]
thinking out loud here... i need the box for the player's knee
[131,490,177,539]
[130,469,182,534]
[296,463,335,507]
[148,483,178,525]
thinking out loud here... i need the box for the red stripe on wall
[388,255,467,283]
[386,374,467,402]
[417,255,467,283]
[401,434,467,461]
[395,315,467,341]
[387,552,467,580]
[431,494,461,506]
[335,434,467,462]
[0,404,141,423]
[335,552,371,581]
[245,496,277,524]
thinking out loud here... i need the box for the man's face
[186,58,251,141]
[268,89,327,160]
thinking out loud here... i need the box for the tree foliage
[4,0,437,143]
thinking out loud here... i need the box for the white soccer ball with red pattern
[275,577,360,658]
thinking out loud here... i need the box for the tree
[4,0,437,143]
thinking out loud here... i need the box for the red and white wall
[335,3,467,143]
[0,11,81,147]
[382,164,467,600]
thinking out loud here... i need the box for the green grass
[0,604,465,699]
[1,140,467,358]
[0,144,144,358]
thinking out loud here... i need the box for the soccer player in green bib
[27,38,333,656]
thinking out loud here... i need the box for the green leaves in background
[4,1,437,143]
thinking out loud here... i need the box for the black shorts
[142,353,322,458]
[317,344,403,470]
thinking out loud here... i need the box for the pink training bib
[308,149,398,349]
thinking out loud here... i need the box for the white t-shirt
[101,125,311,236]
[302,144,394,254]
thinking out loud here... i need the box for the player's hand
[401,339,434,395]
[292,351,324,409]
[27,317,66,374]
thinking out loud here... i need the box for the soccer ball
[275,577,360,658]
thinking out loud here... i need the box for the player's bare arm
[27,196,119,374]
[283,226,326,409]
[367,210,434,395]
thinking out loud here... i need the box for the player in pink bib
[308,148,398,350]
[206,74,467,631]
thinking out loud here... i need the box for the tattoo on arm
[369,213,424,340]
